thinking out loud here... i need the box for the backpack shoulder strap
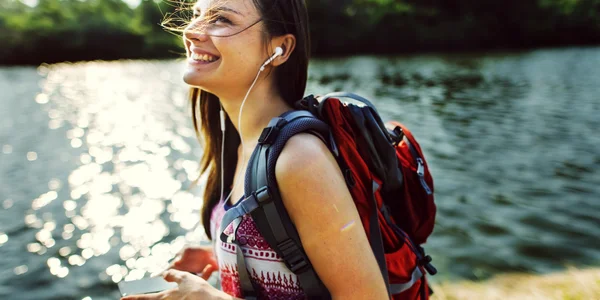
[242,110,332,299]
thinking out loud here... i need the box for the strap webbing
[221,217,259,299]
[217,194,262,298]
[219,195,260,244]
[234,236,258,299]
[261,200,328,295]
[389,267,424,294]
[369,180,391,298]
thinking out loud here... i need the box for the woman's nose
[184,22,210,42]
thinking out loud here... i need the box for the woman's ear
[271,34,296,67]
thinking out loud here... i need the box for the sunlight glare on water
[4,60,210,299]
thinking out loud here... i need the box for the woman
[122,0,388,299]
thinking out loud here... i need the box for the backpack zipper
[416,158,432,195]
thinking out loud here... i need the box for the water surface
[1,47,599,299]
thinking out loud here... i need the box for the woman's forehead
[193,0,258,16]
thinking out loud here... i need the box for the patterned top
[210,198,306,299]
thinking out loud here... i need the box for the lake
[1,46,599,299]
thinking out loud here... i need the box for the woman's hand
[121,269,233,300]
[168,245,218,279]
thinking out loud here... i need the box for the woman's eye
[209,15,231,25]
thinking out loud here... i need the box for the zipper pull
[416,158,432,195]
[417,158,425,176]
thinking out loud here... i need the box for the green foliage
[306,0,600,54]
[0,0,599,64]
[0,0,182,64]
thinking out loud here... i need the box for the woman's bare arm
[275,133,388,300]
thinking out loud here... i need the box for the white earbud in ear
[260,46,284,71]
[274,46,283,57]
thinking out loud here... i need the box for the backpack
[218,92,437,299]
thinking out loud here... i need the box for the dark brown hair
[190,0,311,239]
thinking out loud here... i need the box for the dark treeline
[1,0,599,65]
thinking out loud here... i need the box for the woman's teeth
[191,53,218,62]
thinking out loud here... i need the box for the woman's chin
[183,73,209,89]
[183,61,222,88]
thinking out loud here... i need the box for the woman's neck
[217,77,293,149]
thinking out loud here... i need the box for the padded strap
[280,110,331,150]
[281,110,315,121]
[390,267,424,294]
[244,113,331,299]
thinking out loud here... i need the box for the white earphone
[260,46,284,71]
[219,46,285,204]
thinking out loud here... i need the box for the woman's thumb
[200,264,217,280]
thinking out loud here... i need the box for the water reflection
[0,48,599,299]
[0,60,209,299]
[2,144,12,154]
[0,233,7,245]
[307,48,600,281]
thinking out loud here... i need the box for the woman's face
[183,0,268,94]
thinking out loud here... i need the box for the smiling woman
[120,0,388,300]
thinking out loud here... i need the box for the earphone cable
[219,103,226,204]
[222,66,263,205]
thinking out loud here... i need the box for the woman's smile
[187,47,221,67]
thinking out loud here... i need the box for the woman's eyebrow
[210,6,243,16]
[192,4,243,16]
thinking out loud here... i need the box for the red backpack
[218,92,437,299]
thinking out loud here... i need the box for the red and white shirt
[210,199,306,299]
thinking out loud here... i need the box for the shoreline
[431,268,600,300]
[2,44,600,67]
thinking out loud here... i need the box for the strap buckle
[258,118,288,145]
[418,246,438,275]
[278,239,310,274]
[391,126,404,146]
[254,186,271,204]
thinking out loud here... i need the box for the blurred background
[0,0,599,299]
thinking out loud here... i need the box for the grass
[431,268,600,300]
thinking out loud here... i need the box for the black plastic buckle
[391,126,404,146]
[295,95,321,117]
[418,246,438,275]
[258,119,288,145]
[258,126,280,145]
[254,186,271,204]
[278,239,310,273]
[295,95,312,110]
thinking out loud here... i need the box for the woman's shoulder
[274,132,337,180]
[274,132,349,210]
